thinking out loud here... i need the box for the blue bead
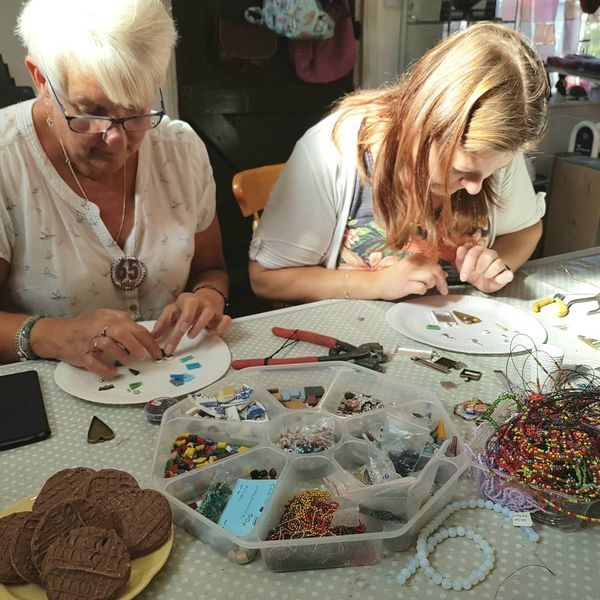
[493,502,503,512]
[468,499,477,508]
[452,580,463,591]
[432,573,443,585]
[448,527,457,537]
[476,498,485,508]
[441,578,452,590]
[485,500,494,510]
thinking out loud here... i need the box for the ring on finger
[100,326,109,337]
[91,337,103,354]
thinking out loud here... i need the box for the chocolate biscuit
[0,511,29,583]
[82,469,139,508]
[41,526,131,600]
[33,467,95,513]
[107,488,172,557]
[9,509,45,584]
[31,497,114,573]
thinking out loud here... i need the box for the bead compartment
[151,363,467,571]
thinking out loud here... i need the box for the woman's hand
[151,290,232,355]
[375,254,449,300]
[455,244,513,293]
[42,309,163,379]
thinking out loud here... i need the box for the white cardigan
[250,112,545,270]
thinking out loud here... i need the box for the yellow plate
[0,495,173,600]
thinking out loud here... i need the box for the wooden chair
[232,163,285,231]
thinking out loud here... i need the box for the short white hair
[16,0,177,109]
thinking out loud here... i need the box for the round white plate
[385,294,547,355]
[54,321,231,404]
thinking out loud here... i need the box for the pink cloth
[288,0,356,84]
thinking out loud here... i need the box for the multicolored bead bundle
[267,488,366,540]
[484,389,600,523]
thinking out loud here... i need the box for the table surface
[1,248,599,600]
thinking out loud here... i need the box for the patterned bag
[245,0,336,40]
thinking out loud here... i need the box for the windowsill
[548,99,600,108]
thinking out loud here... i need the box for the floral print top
[337,154,491,283]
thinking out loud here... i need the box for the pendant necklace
[58,139,147,291]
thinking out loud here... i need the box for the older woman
[249,23,548,303]
[0,0,230,378]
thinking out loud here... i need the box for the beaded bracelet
[14,313,46,361]
[396,498,539,591]
[192,283,229,308]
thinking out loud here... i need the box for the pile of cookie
[0,467,172,599]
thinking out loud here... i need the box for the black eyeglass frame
[46,78,166,134]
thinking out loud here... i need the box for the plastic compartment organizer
[151,363,467,571]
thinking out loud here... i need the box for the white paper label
[512,512,533,527]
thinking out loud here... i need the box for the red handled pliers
[231,327,389,372]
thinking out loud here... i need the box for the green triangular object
[452,310,481,325]
[87,416,115,444]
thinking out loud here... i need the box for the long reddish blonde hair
[333,22,548,251]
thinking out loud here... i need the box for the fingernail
[164,344,174,355]
[178,321,191,334]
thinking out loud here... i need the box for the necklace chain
[58,139,127,244]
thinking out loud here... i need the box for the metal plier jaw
[532,293,568,317]
[328,341,389,372]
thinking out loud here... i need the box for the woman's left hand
[454,244,513,293]
[151,291,232,355]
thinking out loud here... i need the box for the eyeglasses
[47,78,165,134]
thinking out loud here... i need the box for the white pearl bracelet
[396,498,539,591]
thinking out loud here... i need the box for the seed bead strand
[484,389,599,522]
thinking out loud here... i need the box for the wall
[0,0,30,87]
[361,0,444,89]
[361,0,404,88]
[0,0,179,117]
[537,101,600,177]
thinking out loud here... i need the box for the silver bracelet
[14,313,46,361]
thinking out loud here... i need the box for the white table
[1,248,599,600]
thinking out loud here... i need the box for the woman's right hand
[36,309,163,379]
[375,254,448,300]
